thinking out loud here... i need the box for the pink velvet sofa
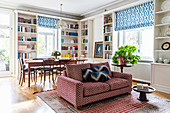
[57,62,132,109]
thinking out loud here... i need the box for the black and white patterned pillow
[81,68,93,82]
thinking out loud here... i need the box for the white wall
[114,63,151,83]
[92,16,103,58]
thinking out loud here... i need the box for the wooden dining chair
[18,58,36,86]
[41,59,55,84]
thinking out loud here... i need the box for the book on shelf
[104,16,112,24]
[18,26,36,33]
[105,53,112,59]
[18,45,37,50]
[67,24,79,29]
[82,30,88,36]
[104,26,112,33]
[61,46,78,50]
[82,46,87,50]
[18,52,36,59]
[61,39,78,44]
[18,17,37,24]
[18,36,37,41]
[82,24,88,29]
[62,31,78,36]
[105,44,112,50]
[82,39,88,43]
[105,35,112,41]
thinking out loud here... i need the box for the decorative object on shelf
[51,50,61,59]
[165,26,170,36]
[112,45,141,65]
[56,4,67,30]
[157,58,163,63]
[94,41,103,58]
[161,0,170,11]
[163,59,170,64]
[161,42,170,50]
[161,16,170,24]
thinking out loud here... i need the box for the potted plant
[112,45,141,65]
[51,50,61,59]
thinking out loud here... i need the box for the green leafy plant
[112,45,141,64]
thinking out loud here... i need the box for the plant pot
[117,56,126,65]
[55,56,58,59]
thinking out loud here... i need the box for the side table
[132,85,156,101]
[112,64,133,73]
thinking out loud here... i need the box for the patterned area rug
[36,90,170,113]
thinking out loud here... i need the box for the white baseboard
[132,78,151,83]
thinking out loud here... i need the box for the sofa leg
[74,106,82,109]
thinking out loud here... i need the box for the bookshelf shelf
[155,37,170,39]
[18,22,37,26]
[104,23,112,26]
[155,10,170,14]
[155,23,170,27]
[18,32,37,35]
[61,43,78,45]
[65,28,78,31]
[61,35,78,38]
[155,50,170,52]
[18,41,37,45]
[18,49,37,53]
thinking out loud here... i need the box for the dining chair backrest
[68,60,77,64]
[33,58,47,60]
[43,59,54,68]
[19,58,24,70]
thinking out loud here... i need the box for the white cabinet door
[151,64,170,94]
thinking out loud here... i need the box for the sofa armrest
[111,71,132,87]
[63,70,67,76]
[57,76,83,106]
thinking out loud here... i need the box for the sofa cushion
[81,68,94,82]
[90,71,111,82]
[83,82,110,96]
[66,63,91,81]
[105,78,129,90]
[90,62,112,77]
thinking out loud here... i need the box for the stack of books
[104,16,112,24]
[137,83,149,91]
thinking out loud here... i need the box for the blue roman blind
[115,1,154,31]
[38,16,59,29]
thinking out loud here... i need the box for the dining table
[25,58,86,87]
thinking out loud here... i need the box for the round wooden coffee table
[132,85,156,101]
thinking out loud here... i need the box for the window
[118,27,154,61]
[0,9,13,74]
[37,27,57,57]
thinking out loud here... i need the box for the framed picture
[94,41,103,58]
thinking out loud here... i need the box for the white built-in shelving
[16,11,38,60]
[103,13,113,59]
[60,19,79,58]
[151,0,170,94]
[80,20,93,58]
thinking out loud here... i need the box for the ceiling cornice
[0,1,82,20]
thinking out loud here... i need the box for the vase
[117,56,126,65]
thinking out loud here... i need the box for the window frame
[37,28,57,57]
[118,26,154,62]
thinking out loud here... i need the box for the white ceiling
[0,0,118,16]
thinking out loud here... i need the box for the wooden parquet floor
[0,76,169,113]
